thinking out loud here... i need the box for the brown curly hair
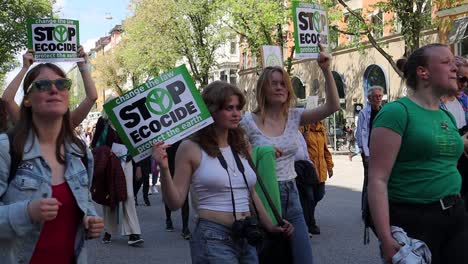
[191,81,249,158]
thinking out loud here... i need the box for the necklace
[226,154,238,177]
[221,148,238,177]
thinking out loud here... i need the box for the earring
[24,99,30,105]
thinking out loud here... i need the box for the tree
[222,0,290,70]
[119,1,180,83]
[332,0,456,77]
[0,0,53,83]
[121,0,228,88]
[91,50,126,95]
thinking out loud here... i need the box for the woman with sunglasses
[2,47,97,127]
[152,81,293,263]
[0,62,104,263]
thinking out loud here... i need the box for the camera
[231,216,265,245]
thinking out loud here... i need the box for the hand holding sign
[22,50,35,70]
[76,45,89,69]
[317,43,331,71]
[152,141,171,170]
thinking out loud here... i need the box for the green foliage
[121,0,228,87]
[0,0,53,84]
[222,0,288,64]
[120,0,180,82]
[91,50,126,95]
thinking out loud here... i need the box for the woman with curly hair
[152,81,293,263]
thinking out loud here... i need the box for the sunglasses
[26,78,72,94]
[459,76,468,84]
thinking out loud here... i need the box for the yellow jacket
[300,122,334,183]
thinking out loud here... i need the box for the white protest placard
[27,18,83,62]
[262,45,283,68]
[104,65,214,162]
[292,2,329,59]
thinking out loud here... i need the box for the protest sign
[27,18,83,62]
[292,1,328,59]
[104,65,214,162]
[262,45,283,68]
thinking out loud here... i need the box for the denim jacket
[0,132,96,264]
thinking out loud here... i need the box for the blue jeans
[278,180,314,264]
[190,218,258,264]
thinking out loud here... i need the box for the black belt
[437,194,461,210]
[390,194,461,211]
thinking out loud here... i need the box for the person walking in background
[91,101,144,247]
[355,85,383,215]
[300,121,334,235]
[149,159,159,195]
[2,48,97,128]
[133,157,152,206]
[369,43,468,264]
[0,63,103,263]
[348,122,360,161]
[241,44,339,264]
[163,141,191,239]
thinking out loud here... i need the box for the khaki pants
[103,160,142,236]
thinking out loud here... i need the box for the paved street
[87,155,381,264]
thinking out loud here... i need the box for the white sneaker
[151,185,159,194]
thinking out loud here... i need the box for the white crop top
[240,108,304,181]
[191,146,256,213]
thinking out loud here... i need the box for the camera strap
[217,153,238,220]
[231,149,260,219]
[217,148,260,221]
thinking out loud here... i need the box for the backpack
[6,132,88,185]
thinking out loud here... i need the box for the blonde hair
[254,66,296,122]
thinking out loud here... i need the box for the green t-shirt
[372,97,463,204]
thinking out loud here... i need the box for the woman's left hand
[76,45,88,68]
[84,216,104,239]
[317,43,332,71]
[267,219,294,238]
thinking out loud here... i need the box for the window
[344,9,362,44]
[458,38,468,57]
[291,77,305,99]
[230,41,237,55]
[371,11,383,39]
[229,69,237,85]
[220,71,227,82]
[332,71,346,103]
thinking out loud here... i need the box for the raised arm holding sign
[2,46,97,128]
